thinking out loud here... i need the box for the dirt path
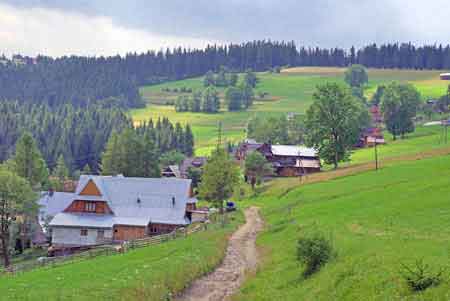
[176,207,263,301]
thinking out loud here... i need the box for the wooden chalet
[40,175,197,248]
[161,157,207,179]
[235,139,263,161]
[257,144,320,176]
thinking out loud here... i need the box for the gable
[79,179,102,196]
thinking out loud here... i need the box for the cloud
[0,3,218,57]
[1,0,449,57]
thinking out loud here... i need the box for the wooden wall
[148,223,178,236]
[113,225,146,241]
[79,180,102,196]
[64,200,112,214]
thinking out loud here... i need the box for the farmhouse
[440,73,450,80]
[235,139,263,161]
[161,157,207,178]
[257,144,320,176]
[42,175,197,248]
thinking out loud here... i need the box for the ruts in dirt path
[176,207,263,301]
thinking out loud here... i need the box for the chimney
[172,196,176,207]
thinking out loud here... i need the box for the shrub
[400,259,443,292]
[297,232,334,277]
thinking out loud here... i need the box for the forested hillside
[1,41,450,108]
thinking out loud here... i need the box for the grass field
[131,67,449,155]
[235,152,450,301]
[0,212,244,301]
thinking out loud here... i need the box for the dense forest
[1,41,449,110]
[0,103,194,173]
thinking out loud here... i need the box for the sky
[1,0,449,57]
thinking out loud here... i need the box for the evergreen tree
[101,131,121,175]
[226,87,243,111]
[244,69,258,88]
[204,71,215,87]
[345,64,368,88]
[184,124,194,156]
[141,133,160,177]
[11,132,49,188]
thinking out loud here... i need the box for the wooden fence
[2,222,208,275]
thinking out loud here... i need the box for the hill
[131,67,450,155]
[235,152,450,300]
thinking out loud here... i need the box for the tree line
[175,70,257,113]
[2,41,449,110]
[0,102,194,175]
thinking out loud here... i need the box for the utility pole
[374,140,379,171]
[217,121,222,149]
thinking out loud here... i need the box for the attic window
[85,202,96,212]
[80,229,88,236]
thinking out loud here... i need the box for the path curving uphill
[176,207,263,301]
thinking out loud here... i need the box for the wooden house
[40,175,197,248]
[235,139,263,161]
[257,144,320,176]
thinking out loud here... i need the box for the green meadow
[0,212,244,301]
[131,67,449,155]
[235,152,450,301]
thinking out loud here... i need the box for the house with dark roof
[161,157,207,179]
[41,175,197,248]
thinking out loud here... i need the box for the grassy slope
[132,68,449,155]
[0,212,244,301]
[235,154,450,301]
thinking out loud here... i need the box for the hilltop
[132,67,449,154]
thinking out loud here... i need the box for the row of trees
[101,121,194,177]
[175,88,220,113]
[247,115,305,145]
[0,101,195,176]
[3,41,449,109]
[0,102,131,173]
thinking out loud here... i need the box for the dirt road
[176,207,263,301]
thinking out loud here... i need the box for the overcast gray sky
[1,0,449,57]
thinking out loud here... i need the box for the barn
[440,73,450,80]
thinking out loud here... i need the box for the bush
[297,232,334,277]
[400,259,443,292]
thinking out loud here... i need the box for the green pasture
[0,212,244,301]
[236,153,450,300]
[132,67,450,155]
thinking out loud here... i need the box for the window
[97,230,105,239]
[80,229,88,236]
[84,202,96,212]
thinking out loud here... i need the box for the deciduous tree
[305,83,369,169]
[0,169,36,268]
[381,82,421,140]
[244,152,273,189]
[199,148,240,213]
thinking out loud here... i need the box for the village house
[39,175,197,248]
[257,144,321,176]
[235,139,263,162]
[161,157,207,178]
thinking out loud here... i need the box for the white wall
[52,227,113,246]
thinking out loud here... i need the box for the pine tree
[53,155,69,181]
[11,132,49,188]
[101,131,121,175]
[184,124,194,156]
[141,133,160,177]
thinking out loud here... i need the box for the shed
[440,73,450,80]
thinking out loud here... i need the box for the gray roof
[49,175,194,228]
[271,145,318,157]
[38,192,75,228]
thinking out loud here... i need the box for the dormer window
[85,202,96,212]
